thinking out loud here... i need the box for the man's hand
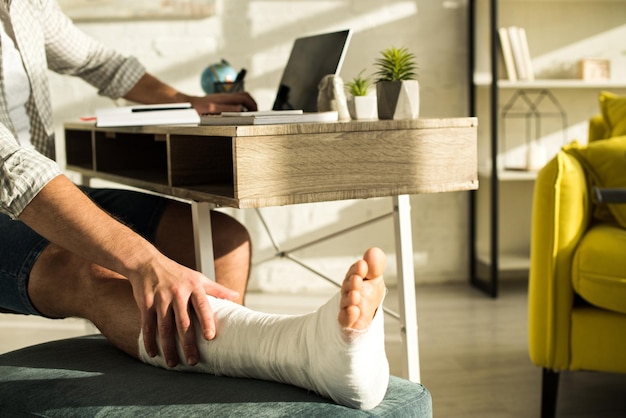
[129,255,239,368]
[123,73,258,115]
[19,175,239,368]
[189,92,258,115]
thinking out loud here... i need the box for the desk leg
[191,201,216,279]
[78,174,92,187]
[393,194,420,383]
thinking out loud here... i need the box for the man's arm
[123,73,258,114]
[18,175,239,367]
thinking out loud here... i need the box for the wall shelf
[474,76,626,89]
[468,0,626,297]
[478,167,538,181]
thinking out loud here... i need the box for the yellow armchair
[529,97,626,418]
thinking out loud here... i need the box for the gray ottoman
[0,335,432,417]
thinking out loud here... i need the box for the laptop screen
[272,29,352,112]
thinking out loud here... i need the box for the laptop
[200,29,352,125]
[272,29,352,112]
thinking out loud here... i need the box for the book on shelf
[95,103,200,127]
[507,26,527,81]
[497,27,517,81]
[200,110,339,126]
[503,26,534,82]
[517,27,535,82]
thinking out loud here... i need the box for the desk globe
[201,59,238,94]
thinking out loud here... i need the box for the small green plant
[374,47,418,82]
[345,69,373,96]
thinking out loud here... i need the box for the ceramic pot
[526,140,548,171]
[347,95,378,120]
[376,80,420,120]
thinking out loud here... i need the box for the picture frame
[578,58,611,81]
[58,0,216,22]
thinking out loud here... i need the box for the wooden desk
[64,118,478,383]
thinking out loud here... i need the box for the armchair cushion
[565,137,626,228]
[599,91,626,138]
[572,223,626,314]
[588,114,610,142]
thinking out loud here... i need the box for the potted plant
[345,70,377,120]
[374,46,419,120]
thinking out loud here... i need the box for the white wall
[52,0,472,292]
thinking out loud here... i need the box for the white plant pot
[347,95,378,120]
[526,140,548,171]
[376,80,420,120]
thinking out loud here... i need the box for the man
[0,2,396,410]
[0,0,256,368]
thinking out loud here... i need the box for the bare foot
[338,247,387,331]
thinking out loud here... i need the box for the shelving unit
[468,0,626,297]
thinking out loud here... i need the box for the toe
[362,248,386,279]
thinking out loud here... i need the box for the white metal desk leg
[392,194,420,383]
[78,174,92,187]
[191,201,216,279]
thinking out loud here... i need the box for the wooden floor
[2,280,625,417]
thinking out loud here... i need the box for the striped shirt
[0,0,146,219]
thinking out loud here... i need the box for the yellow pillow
[599,91,626,138]
[565,137,626,228]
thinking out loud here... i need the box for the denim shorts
[0,186,169,316]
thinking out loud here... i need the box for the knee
[210,211,251,259]
[34,245,122,285]
[28,245,124,318]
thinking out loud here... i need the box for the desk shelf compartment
[64,118,478,209]
[65,128,236,198]
[65,129,93,171]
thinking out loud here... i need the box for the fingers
[157,302,179,368]
[143,291,206,368]
[204,280,240,302]
[173,292,201,367]
[193,92,258,114]
[141,307,159,359]
[212,91,258,111]
[139,276,236,368]
[191,288,216,341]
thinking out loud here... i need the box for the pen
[232,68,246,92]
[131,106,190,113]
[235,68,247,83]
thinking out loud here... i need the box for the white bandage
[138,292,389,410]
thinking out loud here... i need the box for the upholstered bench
[0,335,432,417]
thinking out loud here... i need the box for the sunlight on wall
[533,25,626,79]
[52,0,473,292]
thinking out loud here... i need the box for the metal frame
[469,0,500,297]
[189,196,421,383]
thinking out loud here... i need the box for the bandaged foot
[139,248,389,410]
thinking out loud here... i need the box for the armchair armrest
[529,151,593,370]
[593,187,626,204]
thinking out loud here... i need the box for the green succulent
[374,47,418,82]
[345,69,373,96]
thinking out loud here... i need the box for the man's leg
[72,188,250,304]
[28,244,389,409]
[140,248,389,410]
[27,243,142,357]
[153,201,250,304]
[26,200,250,353]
